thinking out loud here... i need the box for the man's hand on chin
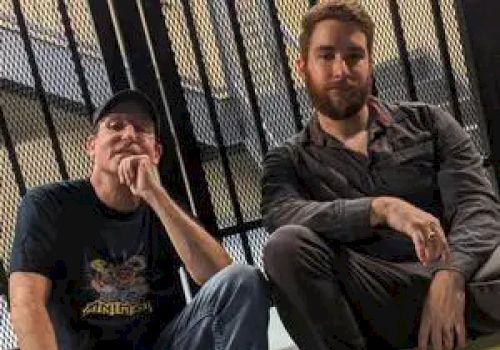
[117,155,163,205]
[418,270,467,350]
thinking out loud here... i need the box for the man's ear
[152,141,162,166]
[296,55,307,81]
[85,135,96,157]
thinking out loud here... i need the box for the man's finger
[432,223,450,263]
[413,230,429,265]
[418,314,431,350]
[455,320,467,348]
[443,326,454,350]
[441,240,451,263]
[432,325,444,350]
[118,162,124,184]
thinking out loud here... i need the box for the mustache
[325,82,354,90]
[112,143,141,156]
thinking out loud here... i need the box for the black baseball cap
[92,89,160,136]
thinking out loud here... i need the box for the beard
[305,71,371,120]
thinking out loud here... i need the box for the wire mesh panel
[397,0,451,106]
[361,0,410,101]
[1,0,114,346]
[223,227,268,270]
[161,0,268,227]
[275,0,313,126]
[1,0,113,263]
[0,297,16,350]
[439,0,490,158]
[65,0,112,108]
[234,0,298,148]
[0,108,21,277]
[161,0,236,230]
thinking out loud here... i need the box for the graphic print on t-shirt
[82,252,153,318]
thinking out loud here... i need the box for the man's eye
[319,53,335,60]
[345,54,364,66]
[108,120,125,131]
[134,125,146,133]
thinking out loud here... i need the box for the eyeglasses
[104,117,155,136]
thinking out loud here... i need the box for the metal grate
[65,0,112,108]
[362,0,410,102]
[1,0,112,264]
[223,234,248,265]
[398,0,452,107]
[1,0,113,346]
[275,0,313,127]
[0,297,17,350]
[161,0,237,229]
[439,0,490,158]
[0,107,21,271]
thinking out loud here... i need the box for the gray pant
[264,225,500,350]
[154,264,270,350]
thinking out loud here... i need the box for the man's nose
[331,56,349,79]
[122,123,138,139]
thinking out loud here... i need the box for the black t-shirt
[10,179,186,349]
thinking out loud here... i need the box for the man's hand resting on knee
[418,270,467,350]
[370,197,450,266]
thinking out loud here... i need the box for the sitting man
[9,89,269,350]
[262,1,500,349]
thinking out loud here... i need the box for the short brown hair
[299,0,375,58]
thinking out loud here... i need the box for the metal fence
[0,0,494,348]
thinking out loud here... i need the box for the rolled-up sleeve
[261,146,373,242]
[431,106,500,280]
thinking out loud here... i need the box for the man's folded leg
[263,225,368,350]
[263,224,435,350]
[154,264,270,350]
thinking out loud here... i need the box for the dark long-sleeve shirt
[261,98,500,281]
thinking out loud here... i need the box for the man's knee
[211,264,269,305]
[263,224,325,273]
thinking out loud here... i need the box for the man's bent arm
[261,146,373,241]
[148,186,232,285]
[431,106,500,280]
[9,272,57,350]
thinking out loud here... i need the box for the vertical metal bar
[388,0,418,101]
[87,0,129,92]
[57,0,94,116]
[224,0,268,156]
[135,0,219,237]
[12,0,69,180]
[107,0,136,89]
[429,0,463,126]
[0,105,26,196]
[135,0,198,217]
[267,0,303,132]
[180,0,254,265]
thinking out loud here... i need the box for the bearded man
[261,1,500,349]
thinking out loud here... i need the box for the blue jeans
[153,264,270,350]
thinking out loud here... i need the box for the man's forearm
[148,186,232,285]
[11,304,57,350]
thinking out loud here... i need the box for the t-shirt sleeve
[9,189,59,279]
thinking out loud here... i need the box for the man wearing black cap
[8,89,269,350]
